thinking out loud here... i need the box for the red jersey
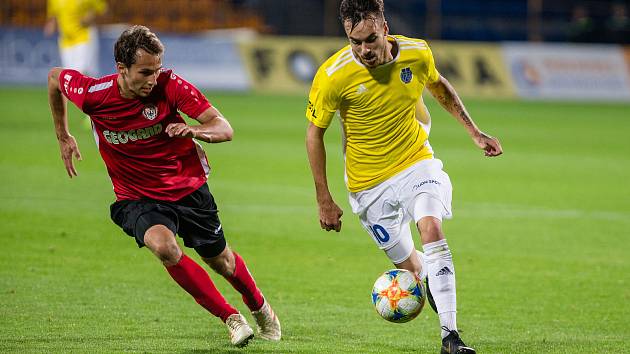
[60,68,212,201]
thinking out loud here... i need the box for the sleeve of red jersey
[58,69,93,111]
[165,71,212,119]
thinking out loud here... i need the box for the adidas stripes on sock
[423,239,458,338]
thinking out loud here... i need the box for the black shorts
[110,183,226,257]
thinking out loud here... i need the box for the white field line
[455,202,630,222]
[221,202,630,222]
[2,197,628,222]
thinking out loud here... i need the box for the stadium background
[1,1,629,353]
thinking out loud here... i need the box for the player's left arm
[165,106,233,144]
[164,71,233,143]
[426,75,503,157]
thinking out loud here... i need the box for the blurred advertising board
[238,36,516,98]
[0,26,250,91]
[0,27,61,85]
[238,36,346,93]
[99,26,250,91]
[503,43,630,101]
[430,41,516,98]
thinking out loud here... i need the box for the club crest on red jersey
[143,104,158,120]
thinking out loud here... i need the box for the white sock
[423,239,458,338]
[415,250,428,281]
[439,312,457,338]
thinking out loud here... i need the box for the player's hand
[318,200,343,232]
[58,134,82,178]
[473,132,503,157]
[43,23,54,37]
[166,123,196,139]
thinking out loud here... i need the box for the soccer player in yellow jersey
[305,1,502,353]
[44,0,107,76]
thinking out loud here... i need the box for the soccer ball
[371,269,425,323]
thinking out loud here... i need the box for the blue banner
[1,26,250,91]
[0,27,61,85]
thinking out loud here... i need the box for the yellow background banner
[238,36,516,98]
[238,36,346,93]
[430,41,516,98]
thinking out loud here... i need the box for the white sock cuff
[439,311,458,338]
[423,239,449,257]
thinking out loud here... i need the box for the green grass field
[0,87,629,353]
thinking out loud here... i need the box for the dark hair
[114,25,164,68]
[340,0,385,30]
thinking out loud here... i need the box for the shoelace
[441,326,466,346]
[257,308,275,327]
[227,317,244,331]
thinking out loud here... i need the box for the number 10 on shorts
[369,224,390,244]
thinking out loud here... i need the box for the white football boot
[225,313,254,347]
[251,299,281,341]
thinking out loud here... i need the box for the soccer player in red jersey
[47,25,280,347]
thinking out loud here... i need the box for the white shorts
[60,27,99,76]
[348,158,452,264]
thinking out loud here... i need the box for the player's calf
[416,250,438,313]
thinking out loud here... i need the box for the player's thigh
[174,184,227,258]
[110,199,178,248]
[385,223,416,266]
[356,195,415,264]
[401,159,453,222]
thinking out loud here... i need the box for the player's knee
[152,241,181,266]
[205,249,235,277]
[144,226,181,266]
[418,217,443,243]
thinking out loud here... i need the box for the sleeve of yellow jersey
[306,66,340,129]
[46,0,57,18]
[425,42,441,84]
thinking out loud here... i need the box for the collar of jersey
[350,35,400,70]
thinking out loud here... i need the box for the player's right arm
[306,122,343,232]
[43,17,56,37]
[43,0,56,37]
[48,67,82,178]
[305,66,343,232]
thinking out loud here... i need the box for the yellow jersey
[306,35,440,192]
[47,0,107,48]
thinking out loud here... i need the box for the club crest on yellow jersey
[400,67,413,84]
